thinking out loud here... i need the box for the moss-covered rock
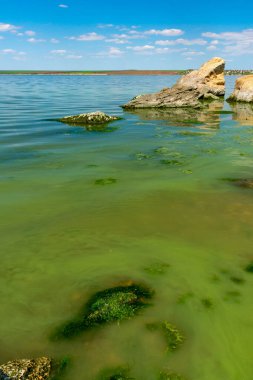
[58,111,121,128]
[0,357,51,380]
[96,366,133,380]
[147,321,184,352]
[53,283,153,339]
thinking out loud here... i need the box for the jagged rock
[122,57,225,109]
[58,111,121,126]
[227,75,253,103]
[0,357,51,380]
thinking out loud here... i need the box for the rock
[230,102,253,125]
[52,283,153,340]
[227,75,253,103]
[0,357,51,380]
[122,57,225,109]
[58,111,121,126]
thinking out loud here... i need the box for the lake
[0,74,253,380]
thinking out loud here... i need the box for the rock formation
[58,111,121,126]
[0,357,51,380]
[122,57,225,109]
[227,75,253,103]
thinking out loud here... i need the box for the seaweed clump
[159,371,187,380]
[53,283,153,340]
[245,261,253,273]
[96,366,133,380]
[95,178,117,185]
[147,321,184,352]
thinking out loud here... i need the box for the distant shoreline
[0,70,252,76]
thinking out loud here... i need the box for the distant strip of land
[0,70,252,76]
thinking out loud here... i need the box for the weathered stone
[0,357,51,380]
[122,57,225,109]
[58,111,121,126]
[227,75,253,103]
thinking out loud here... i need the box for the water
[0,75,253,380]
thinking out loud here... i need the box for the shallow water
[1,75,253,380]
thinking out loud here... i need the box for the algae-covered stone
[53,283,153,339]
[0,357,51,380]
[58,111,121,127]
[96,366,133,380]
[147,321,184,352]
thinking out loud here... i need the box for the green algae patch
[50,357,70,380]
[135,152,153,160]
[201,298,214,309]
[143,262,170,275]
[160,159,184,167]
[52,283,153,340]
[245,262,253,273]
[230,276,245,285]
[147,321,184,352]
[95,178,117,186]
[177,131,213,137]
[159,371,187,380]
[177,292,194,304]
[96,366,133,380]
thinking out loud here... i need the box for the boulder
[122,57,225,109]
[58,111,121,126]
[227,75,253,103]
[0,357,51,380]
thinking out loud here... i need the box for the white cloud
[58,4,68,8]
[182,51,205,56]
[128,45,155,52]
[107,47,124,56]
[25,30,36,36]
[50,38,60,43]
[97,24,114,29]
[69,32,105,41]
[202,29,253,55]
[51,49,67,55]
[105,38,129,44]
[27,38,46,43]
[0,23,18,32]
[66,54,83,59]
[145,28,184,36]
[1,49,26,60]
[155,38,207,46]
[207,45,217,51]
[2,49,16,54]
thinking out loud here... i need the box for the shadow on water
[124,100,225,129]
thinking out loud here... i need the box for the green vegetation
[177,292,194,304]
[143,262,170,275]
[160,159,184,166]
[201,298,214,309]
[147,321,184,352]
[50,357,70,380]
[96,366,133,380]
[52,283,153,339]
[245,262,253,273]
[159,371,187,380]
[95,178,117,185]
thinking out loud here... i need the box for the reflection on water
[125,100,224,129]
[230,102,253,126]
[0,75,253,380]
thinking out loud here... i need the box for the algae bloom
[53,283,153,339]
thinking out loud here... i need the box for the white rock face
[122,57,225,109]
[227,75,253,103]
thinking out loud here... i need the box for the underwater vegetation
[143,262,170,275]
[95,178,118,185]
[245,261,253,273]
[147,321,184,352]
[50,357,70,380]
[52,283,153,339]
[159,371,187,380]
[96,366,133,380]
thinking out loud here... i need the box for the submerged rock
[227,75,253,103]
[53,283,153,339]
[0,357,51,380]
[58,111,121,127]
[122,57,225,109]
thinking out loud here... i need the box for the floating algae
[95,178,117,185]
[245,262,253,273]
[96,366,133,380]
[147,321,184,352]
[143,262,170,275]
[53,283,153,339]
[159,371,187,380]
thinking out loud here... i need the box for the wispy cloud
[51,49,67,55]
[0,23,19,32]
[202,29,253,55]
[27,37,46,43]
[155,38,207,46]
[50,38,60,43]
[145,28,184,36]
[58,4,69,8]
[1,49,26,60]
[25,30,36,36]
[69,32,105,41]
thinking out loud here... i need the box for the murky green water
[1,75,253,380]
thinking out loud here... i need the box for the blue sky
[1,0,253,70]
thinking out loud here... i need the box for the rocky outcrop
[58,111,121,126]
[0,357,51,380]
[227,75,253,103]
[122,57,225,109]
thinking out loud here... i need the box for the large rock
[58,111,121,126]
[0,357,51,380]
[122,57,225,109]
[227,75,253,103]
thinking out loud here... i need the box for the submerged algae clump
[53,283,153,339]
[245,261,253,273]
[147,321,184,352]
[159,371,187,380]
[143,262,170,275]
[96,366,133,380]
[95,178,117,185]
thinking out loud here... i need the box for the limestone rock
[0,357,51,380]
[122,57,225,109]
[58,111,121,126]
[227,75,253,103]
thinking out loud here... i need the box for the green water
[0,75,253,379]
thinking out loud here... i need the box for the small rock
[58,111,121,126]
[227,75,253,103]
[0,357,51,380]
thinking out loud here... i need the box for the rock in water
[0,357,51,380]
[58,111,120,126]
[122,57,225,109]
[227,75,253,103]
